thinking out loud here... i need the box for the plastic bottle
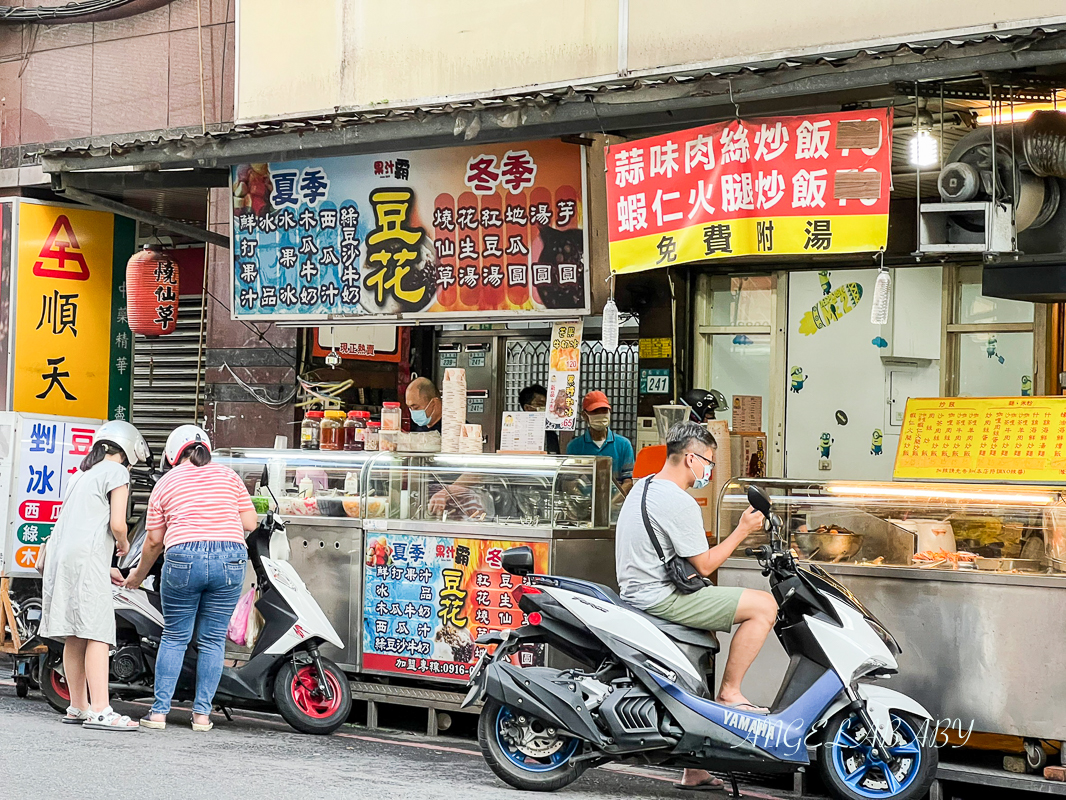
[870,269,891,325]
[602,297,620,353]
[381,402,402,432]
[366,421,381,451]
[301,410,324,450]
[344,410,369,451]
[320,410,346,451]
[299,475,315,498]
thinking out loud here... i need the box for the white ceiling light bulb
[908,130,938,167]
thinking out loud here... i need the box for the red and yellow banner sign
[605,110,893,273]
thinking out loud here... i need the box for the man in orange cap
[566,390,635,495]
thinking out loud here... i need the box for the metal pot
[794,530,864,562]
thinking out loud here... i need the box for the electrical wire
[221,362,297,409]
[0,0,148,22]
[296,377,354,409]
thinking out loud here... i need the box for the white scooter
[41,509,352,734]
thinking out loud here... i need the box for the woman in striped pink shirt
[123,425,257,731]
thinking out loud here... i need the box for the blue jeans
[151,541,247,716]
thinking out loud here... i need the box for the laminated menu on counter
[894,396,1066,482]
[499,411,546,453]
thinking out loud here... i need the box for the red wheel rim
[51,669,70,702]
[290,665,344,719]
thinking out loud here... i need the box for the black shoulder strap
[640,478,668,564]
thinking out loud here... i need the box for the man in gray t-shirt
[615,421,777,791]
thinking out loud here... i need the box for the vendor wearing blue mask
[405,377,443,433]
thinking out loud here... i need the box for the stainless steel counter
[716,558,1066,739]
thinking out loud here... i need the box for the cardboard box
[730,433,767,479]
[732,395,763,433]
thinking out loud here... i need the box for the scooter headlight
[851,656,894,683]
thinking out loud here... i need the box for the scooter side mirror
[502,546,535,577]
[746,484,772,517]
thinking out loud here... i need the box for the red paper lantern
[126,245,179,336]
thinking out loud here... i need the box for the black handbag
[640,478,711,595]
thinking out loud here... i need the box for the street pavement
[0,677,798,800]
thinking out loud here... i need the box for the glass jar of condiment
[301,410,324,450]
[320,410,346,451]
[381,401,402,432]
[344,410,369,451]
[365,421,381,451]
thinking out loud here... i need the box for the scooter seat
[578,581,720,654]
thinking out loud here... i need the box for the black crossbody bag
[640,478,711,595]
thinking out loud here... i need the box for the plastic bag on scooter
[245,604,264,649]
[227,589,255,646]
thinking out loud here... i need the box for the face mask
[690,456,712,489]
[587,413,610,432]
[411,409,430,426]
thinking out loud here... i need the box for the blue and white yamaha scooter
[464,484,937,800]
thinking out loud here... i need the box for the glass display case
[216,448,380,520]
[215,449,620,529]
[364,453,618,532]
[717,477,1064,573]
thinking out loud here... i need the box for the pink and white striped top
[146,462,254,550]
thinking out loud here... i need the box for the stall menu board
[230,139,588,322]
[546,319,582,432]
[5,418,98,575]
[893,397,1066,482]
[605,109,892,274]
[362,534,549,681]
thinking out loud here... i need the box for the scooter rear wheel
[273,657,352,735]
[819,709,937,800]
[41,662,71,713]
[477,698,587,792]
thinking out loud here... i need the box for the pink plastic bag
[227,589,255,646]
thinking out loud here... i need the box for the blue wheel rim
[831,713,922,798]
[495,706,579,773]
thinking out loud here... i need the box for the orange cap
[582,391,611,413]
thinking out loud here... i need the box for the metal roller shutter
[130,294,205,507]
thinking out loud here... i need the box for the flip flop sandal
[673,778,725,791]
[192,719,213,732]
[139,715,166,730]
[62,706,91,724]
[83,707,138,731]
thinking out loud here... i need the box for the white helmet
[95,420,151,467]
[165,424,212,466]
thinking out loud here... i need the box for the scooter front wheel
[273,657,352,735]
[477,698,587,792]
[819,709,937,800]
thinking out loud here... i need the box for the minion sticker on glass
[818,433,834,459]
[790,366,808,393]
[1021,375,1032,396]
[871,429,883,456]
[818,271,832,296]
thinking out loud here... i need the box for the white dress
[40,460,129,646]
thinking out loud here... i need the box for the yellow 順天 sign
[13,203,115,419]
[893,396,1066,483]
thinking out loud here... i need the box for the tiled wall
[0,0,234,147]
